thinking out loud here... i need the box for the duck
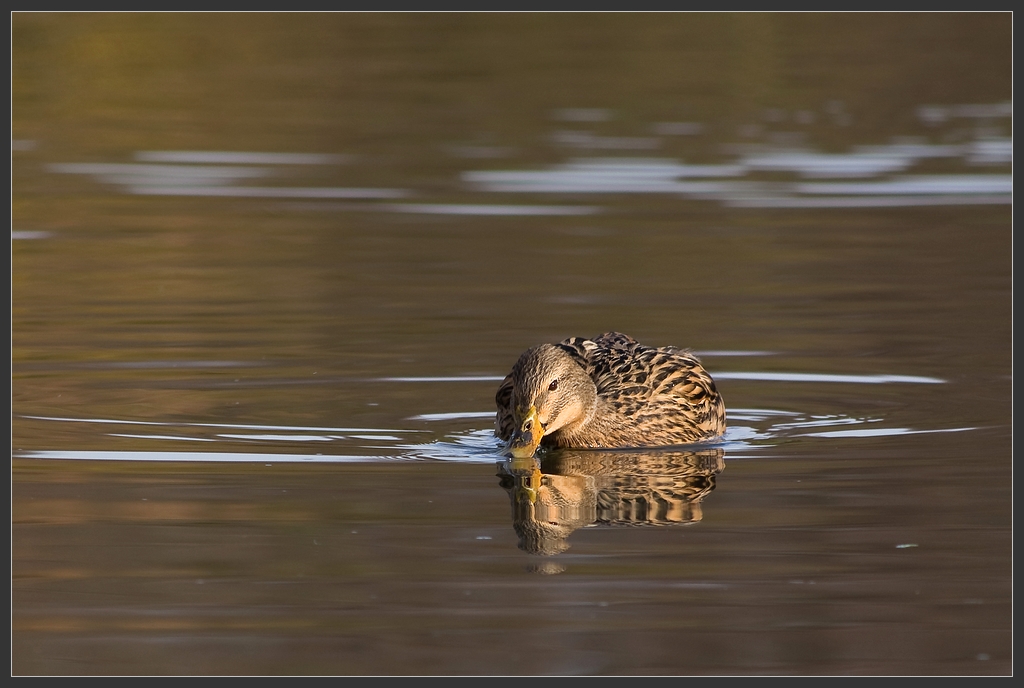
[496,332,726,458]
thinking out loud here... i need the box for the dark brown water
[12,13,1011,676]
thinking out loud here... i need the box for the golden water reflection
[497,447,724,558]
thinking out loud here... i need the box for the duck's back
[555,332,726,445]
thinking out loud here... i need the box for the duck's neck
[550,397,620,449]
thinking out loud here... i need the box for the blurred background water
[11,12,1011,675]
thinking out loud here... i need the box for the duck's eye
[548,379,559,391]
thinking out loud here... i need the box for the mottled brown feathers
[496,332,726,451]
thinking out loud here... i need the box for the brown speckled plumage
[496,332,726,453]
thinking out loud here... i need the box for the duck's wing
[554,331,638,368]
[494,372,515,441]
[589,331,640,350]
[556,332,652,412]
[637,347,726,438]
[558,335,725,440]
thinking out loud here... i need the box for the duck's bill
[508,406,544,458]
[508,439,541,459]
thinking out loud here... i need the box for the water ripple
[14,407,981,464]
[713,372,944,384]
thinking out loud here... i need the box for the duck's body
[496,332,726,457]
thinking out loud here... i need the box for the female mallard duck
[496,332,726,458]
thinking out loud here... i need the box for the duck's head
[507,344,597,458]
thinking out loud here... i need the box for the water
[12,13,1011,675]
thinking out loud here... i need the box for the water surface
[12,13,1011,676]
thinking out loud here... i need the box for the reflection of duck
[497,447,724,557]
[548,449,723,527]
[496,332,726,458]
